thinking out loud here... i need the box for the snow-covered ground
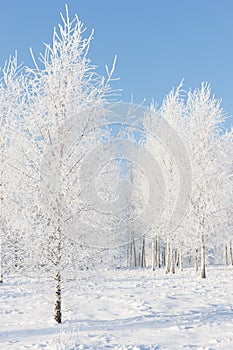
[0,266,233,349]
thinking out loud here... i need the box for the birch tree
[144,85,187,274]
[185,83,227,278]
[22,7,116,323]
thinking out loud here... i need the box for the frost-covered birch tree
[22,7,117,323]
[144,85,186,274]
[184,83,228,278]
[144,83,232,277]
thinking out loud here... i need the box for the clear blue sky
[0,0,233,128]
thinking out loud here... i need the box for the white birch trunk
[157,235,161,268]
[165,236,171,274]
[171,243,175,274]
[54,118,64,324]
[195,248,198,273]
[179,240,183,272]
[201,232,206,278]
[175,249,179,267]
[141,236,145,268]
[129,232,133,268]
[54,224,62,323]
[133,238,137,267]
[143,237,146,268]
[151,236,155,271]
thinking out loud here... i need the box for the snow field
[0,266,233,349]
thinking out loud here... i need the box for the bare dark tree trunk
[162,249,166,267]
[225,243,228,266]
[230,240,233,266]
